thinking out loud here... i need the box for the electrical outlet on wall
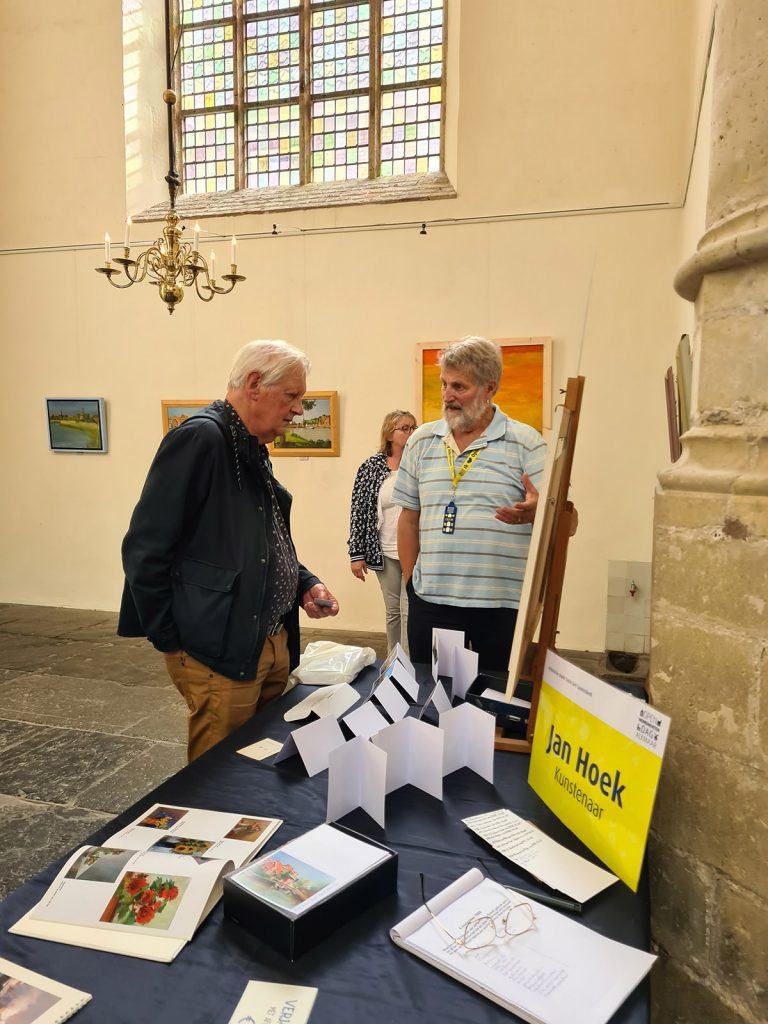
[605,561,652,654]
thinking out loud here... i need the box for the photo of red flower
[99,871,189,931]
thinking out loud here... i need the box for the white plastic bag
[288,640,376,687]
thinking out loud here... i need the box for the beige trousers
[164,629,290,762]
[376,555,410,655]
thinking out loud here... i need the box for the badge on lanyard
[442,500,457,535]
[443,442,480,535]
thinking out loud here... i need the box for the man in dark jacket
[118,340,339,761]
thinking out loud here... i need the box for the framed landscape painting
[161,400,212,435]
[46,398,108,453]
[271,391,340,457]
[415,338,552,435]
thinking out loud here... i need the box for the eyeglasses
[394,424,416,433]
[420,873,536,951]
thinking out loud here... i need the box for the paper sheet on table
[227,981,318,1024]
[343,701,389,739]
[372,717,443,799]
[391,870,654,1024]
[327,735,387,827]
[439,702,495,782]
[433,627,465,676]
[451,646,479,700]
[462,808,618,903]
[273,716,346,776]
[373,677,409,722]
[238,738,284,761]
[389,661,419,701]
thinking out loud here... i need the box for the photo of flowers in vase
[65,846,134,883]
[150,835,212,860]
[224,817,271,842]
[99,872,188,930]
[235,853,333,911]
[137,806,187,831]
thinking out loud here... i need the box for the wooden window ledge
[132,172,456,222]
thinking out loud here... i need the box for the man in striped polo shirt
[393,336,547,670]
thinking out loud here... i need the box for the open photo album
[10,803,282,962]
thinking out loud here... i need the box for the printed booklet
[391,868,655,1024]
[0,957,91,1024]
[227,823,389,919]
[10,803,281,962]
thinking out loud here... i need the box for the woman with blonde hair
[348,409,417,652]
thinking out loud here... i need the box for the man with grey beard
[393,336,546,670]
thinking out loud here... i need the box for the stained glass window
[175,0,445,196]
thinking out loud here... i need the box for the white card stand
[439,703,495,783]
[420,680,452,718]
[273,716,346,777]
[326,736,388,828]
[343,702,389,739]
[389,661,419,702]
[451,647,479,701]
[393,642,415,677]
[373,678,409,722]
[433,627,465,676]
[284,683,359,722]
[372,718,444,800]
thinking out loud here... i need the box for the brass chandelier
[95,5,245,314]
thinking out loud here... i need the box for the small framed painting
[46,398,108,453]
[161,400,212,435]
[271,391,340,457]
[415,338,552,435]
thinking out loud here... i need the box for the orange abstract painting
[419,340,548,432]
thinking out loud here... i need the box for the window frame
[171,0,449,200]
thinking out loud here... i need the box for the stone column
[650,2,768,1022]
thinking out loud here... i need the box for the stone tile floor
[0,603,632,902]
[0,603,389,901]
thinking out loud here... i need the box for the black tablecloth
[0,664,650,1023]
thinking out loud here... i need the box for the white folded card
[392,642,415,677]
[433,627,465,676]
[285,683,352,722]
[227,981,318,1024]
[439,702,495,783]
[343,701,389,739]
[373,677,409,722]
[327,735,387,828]
[462,808,618,903]
[372,717,444,800]
[274,716,346,776]
[451,646,479,701]
[389,661,419,701]
[421,680,452,716]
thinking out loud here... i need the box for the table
[0,664,650,1023]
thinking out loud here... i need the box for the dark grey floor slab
[0,724,151,805]
[35,640,170,687]
[0,795,110,900]
[121,694,188,744]
[0,605,114,638]
[0,719,49,752]
[0,672,179,734]
[77,742,187,815]
[0,634,69,671]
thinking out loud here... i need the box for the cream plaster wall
[0,0,711,652]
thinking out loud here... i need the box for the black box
[464,673,531,738]
[222,824,398,960]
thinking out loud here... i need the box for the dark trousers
[406,581,519,672]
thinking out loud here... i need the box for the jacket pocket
[171,557,239,659]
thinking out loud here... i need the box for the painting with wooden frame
[271,391,340,457]
[415,338,552,434]
[161,400,212,435]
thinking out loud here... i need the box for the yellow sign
[528,651,670,891]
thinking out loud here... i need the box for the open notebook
[391,868,654,1024]
[11,803,281,963]
[0,957,90,1023]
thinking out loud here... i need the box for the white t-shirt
[377,471,401,559]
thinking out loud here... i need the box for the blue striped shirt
[392,407,547,608]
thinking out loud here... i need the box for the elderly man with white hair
[119,340,339,761]
[394,336,546,671]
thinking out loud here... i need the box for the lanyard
[445,442,480,493]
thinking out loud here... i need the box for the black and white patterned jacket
[347,451,391,570]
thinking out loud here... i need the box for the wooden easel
[494,375,585,753]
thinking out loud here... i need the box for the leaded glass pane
[380,85,441,176]
[244,15,301,103]
[246,104,301,187]
[311,95,370,181]
[381,0,443,86]
[180,25,236,111]
[311,3,370,95]
[245,0,299,12]
[182,111,236,193]
[180,0,233,24]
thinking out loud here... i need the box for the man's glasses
[420,873,536,951]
